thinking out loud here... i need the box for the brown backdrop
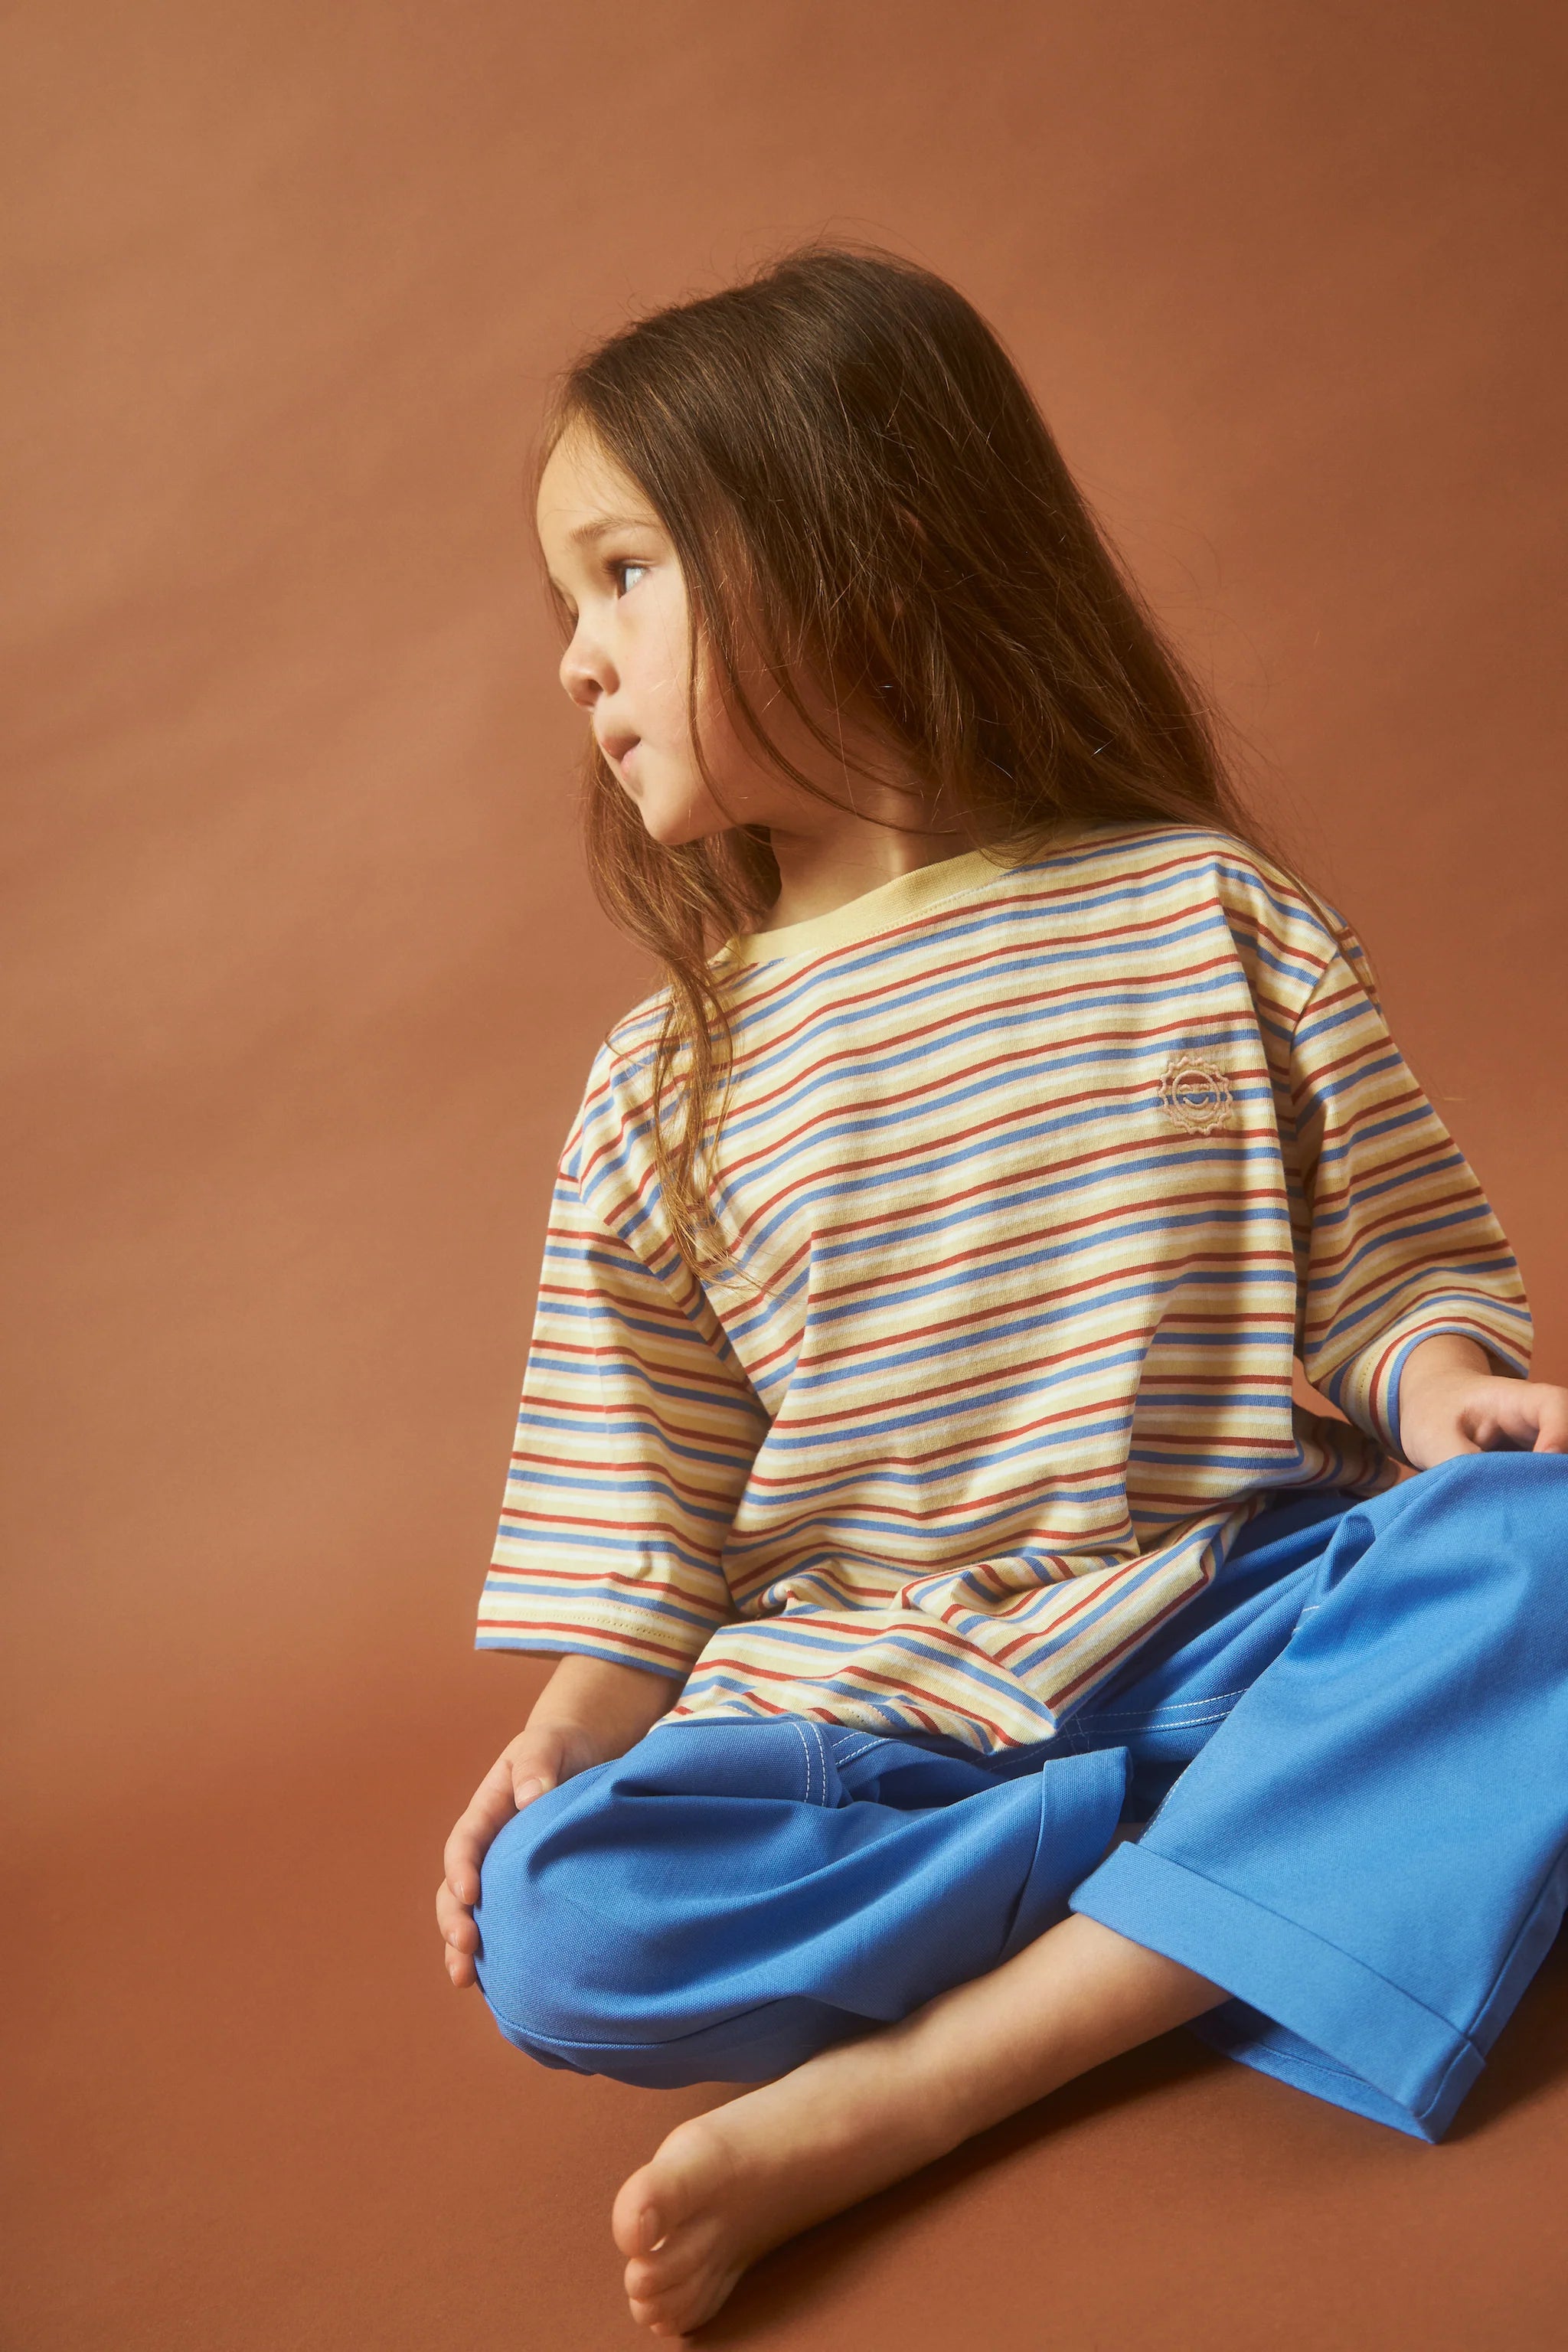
[5,3,1566,2346]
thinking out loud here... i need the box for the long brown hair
[535,242,1272,1284]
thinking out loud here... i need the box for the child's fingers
[443,1919,479,1968]
[442,1736,569,1911]
[1519,1387,1568,1451]
[443,1754,524,1901]
[436,1882,479,1950]
[434,1877,481,1988]
[1473,1382,1568,1455]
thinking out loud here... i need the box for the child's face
[535,426,904,850]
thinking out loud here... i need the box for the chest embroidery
[1158,1051,1234,1134]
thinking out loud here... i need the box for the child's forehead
[536,426,662,542]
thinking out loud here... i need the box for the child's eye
[612,560,649,596]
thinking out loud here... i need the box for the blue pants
[473,1455,1568,2142]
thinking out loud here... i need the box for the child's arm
[436,1654,680,1990]
[1396,1332,1568,1466]
[1283,908,1537,1459]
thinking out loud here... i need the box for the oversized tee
[475,824,1532,1753]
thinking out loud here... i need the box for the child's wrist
[529,1653,681,1752]
[1395,1333,1518,1465]
[1396,1333,1494,1429]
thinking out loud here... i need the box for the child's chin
[636,801,733,851]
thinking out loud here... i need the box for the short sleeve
[1289,933,1533,1459]
[475,1116,769,1679]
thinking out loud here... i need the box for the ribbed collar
[714,825,1106,971]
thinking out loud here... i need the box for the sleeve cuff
[1323,1307,1534,1461]
[475,1568,720,1679]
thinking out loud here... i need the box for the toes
[624,2223,710,2301]
[612,2123,726,2258]
[613,2115,748,2332]
[627,2292,686,2337]
[629,2262,741,2339]
[611,2167,665,2260]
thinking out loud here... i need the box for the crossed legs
[473,1459,1568,2334]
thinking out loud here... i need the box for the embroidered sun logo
[1158,1052,1234,1134]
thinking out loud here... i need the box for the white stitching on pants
[1083,1690,1249,1726]
[1084,1705,1237,1731]
[787,1716,815,1805]
[806,1720,832,1802]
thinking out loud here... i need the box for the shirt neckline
[713,823,1109,969]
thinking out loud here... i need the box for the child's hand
[436,1717,605,1989]
[1398,1334,1568,1470]
[436,1654,680,1990]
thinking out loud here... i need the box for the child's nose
[560,631,615,706]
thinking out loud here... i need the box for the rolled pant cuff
[1069,1843,1483,2143]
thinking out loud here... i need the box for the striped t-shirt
[475,823,1531,1754]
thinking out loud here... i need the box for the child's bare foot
[611,2025,960,2337]
[609,1914,1223,2337]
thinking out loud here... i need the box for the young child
[434,245,1568,2339]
